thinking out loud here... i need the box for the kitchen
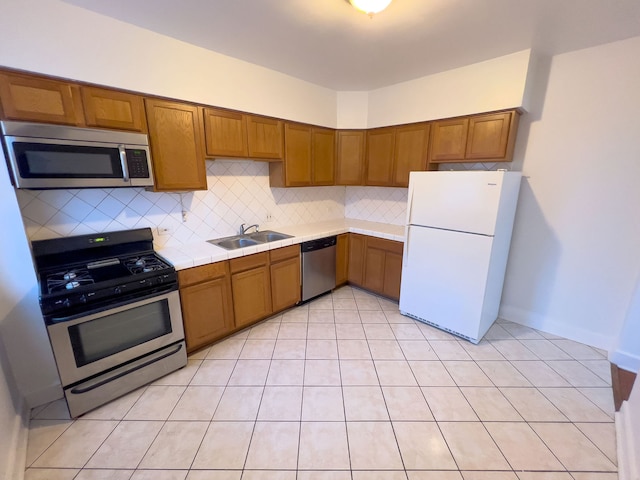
[1,0,640,479]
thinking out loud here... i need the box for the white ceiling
[62,0,640,90]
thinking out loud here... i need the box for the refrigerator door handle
[403,226,411,266]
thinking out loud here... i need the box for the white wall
[0,0,337,128]
[500,36,640,350]
[0,150,42,480]
[366,50,531,128]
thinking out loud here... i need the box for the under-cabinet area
[0,67,522,193]
[176,231,402,353]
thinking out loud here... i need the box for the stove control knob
[62,298,71,308]
[114,286,122,294]
[157,276,164,284]
[79,295,87,304]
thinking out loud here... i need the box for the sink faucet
[240,223,259,235]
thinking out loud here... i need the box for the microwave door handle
[118,145,130,182]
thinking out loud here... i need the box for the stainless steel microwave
[1,121,154,189]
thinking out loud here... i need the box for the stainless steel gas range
[31,228,186,418]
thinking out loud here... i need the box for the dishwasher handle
[301,235,337,252]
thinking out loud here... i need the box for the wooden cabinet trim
[246,115,284,160]
[230,251,269,274]
[203,107,249,158]
[178,261,228,288]
[336,130,365,186]
[269,244,300,263]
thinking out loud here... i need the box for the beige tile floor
[25,286,619,480]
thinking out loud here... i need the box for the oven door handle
[47,285,178,324]
[69,342,183,395]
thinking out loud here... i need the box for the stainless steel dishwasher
[301,236,337,302]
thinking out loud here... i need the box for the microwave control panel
[125,149,150,178]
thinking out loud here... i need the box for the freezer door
[399,225,493,341]
[407,171,505,236]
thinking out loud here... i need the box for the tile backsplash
[14,160,505,247]
[344,186,408,226]
[16,160,345,248]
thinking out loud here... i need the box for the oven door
[47,290,184,387]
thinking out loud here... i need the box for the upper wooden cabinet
[465,111,519,161]
[283,122,312,186]
[430,117,469,162]
[393,123,431,186]
[81,86,147,132]
[365,127,396,186]
[430,110,520,164]
[365,123,431,187]
[203,109,283,160]
[0,72,84,126]
[246,115,284,159]
[144,98,207,191]
[270,123,336,187]
[336,130,365,186]
[203,107,248,157]
[311,127,335,185]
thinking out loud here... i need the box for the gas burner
[47,269,94,293]
[123,255,169,275]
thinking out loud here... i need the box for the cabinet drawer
[366,236,404,255]
[269,244,300,263]
[178,261,228,287]
[230,252,269,273]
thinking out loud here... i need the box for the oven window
[13,142,123,178]
[68,299,172,367]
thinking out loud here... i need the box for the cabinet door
[365,127,395,186]
[180,276,234,352]
[311,127,335,185]
[203,107,248,158]
[429,118,469,162]
[247,115,283,159]
[393,123,430,187]
[81,87,146,132]
[284,123,312,186]
[0,72,84,125]
[336,233,349,286]
[363,246,386,294]
[465,111,514,161]
[271,256,301,312]
[336,130,365,185]
[144,99,207,191]
[232,266,272,328]
[383,251,403,300]
[347,233,366,286]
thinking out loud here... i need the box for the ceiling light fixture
[348,0,393,16]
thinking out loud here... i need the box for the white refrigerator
[399,170,522,343]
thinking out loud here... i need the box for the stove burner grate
[123,255,169,275]
[47,269,94,293]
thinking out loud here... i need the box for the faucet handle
[239,223,246,235]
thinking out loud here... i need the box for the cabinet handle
[119,145,129,182]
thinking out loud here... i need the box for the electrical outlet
[266,213,274,222]
[156,227,171,236]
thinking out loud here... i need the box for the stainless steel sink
[207,230,293,250]
[248,230,293,243]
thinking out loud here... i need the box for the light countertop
[158,219,405,271]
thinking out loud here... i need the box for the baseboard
[3,397,28,480]
[498,304,613,350]
[24,381,63,409]
[616,402,639,480]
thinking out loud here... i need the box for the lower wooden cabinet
[348,233,403,300]
[270,245,301,312]
[178,261,234,353]
[230,253,273,328]
[336,233,349,286]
